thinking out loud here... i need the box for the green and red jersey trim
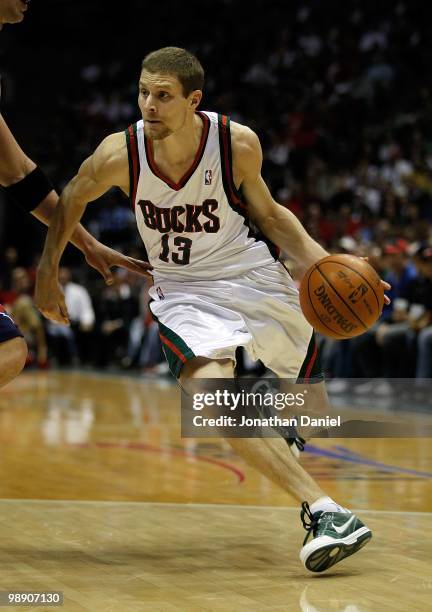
[125,122,140,210]
[144,111,210,191]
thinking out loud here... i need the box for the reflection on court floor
[0,371,430,610]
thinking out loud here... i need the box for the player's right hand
[84,241,153,285]
[35,268,70,325]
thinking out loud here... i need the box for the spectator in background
[87,195,137,247]
[403,245,432,380]
[353,243,432,394]
[348,241,418,392]
[8,267,47,368]
[94,269,139,367]
[0,246,19,292]
[122,276,167,374]
[380,240,418,319]
[46,267,95,366]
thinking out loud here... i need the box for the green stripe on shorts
[151,307,195,378]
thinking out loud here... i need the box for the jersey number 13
[159,234,192,265]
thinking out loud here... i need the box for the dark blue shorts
[0,304,23,343]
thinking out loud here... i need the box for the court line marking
[306,443,432,478]
[0,498,430,516]
[72,441,245,483]
[71,439,432,481]
[10,372,432,509]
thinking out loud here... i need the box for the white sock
[309,496,349,515]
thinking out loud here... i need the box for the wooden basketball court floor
[0,371,431,611]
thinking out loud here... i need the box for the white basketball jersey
[125,111,278,282]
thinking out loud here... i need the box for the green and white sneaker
[299,501,372,572]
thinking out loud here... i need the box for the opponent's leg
[0,336,27,388]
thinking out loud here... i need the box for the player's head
[139,47,204,141]
[0,0,29,29]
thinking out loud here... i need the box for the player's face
[138,70,199,141]
[0,0,28,27]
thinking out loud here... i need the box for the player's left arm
[231,123,328,279]
[232,124,390,301]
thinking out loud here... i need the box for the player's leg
[180,356,235,379]
[227,264,372,571]
[180,356,371,572]
[0,305,28,388]
[180,356,326,500]
[153,278,372,571]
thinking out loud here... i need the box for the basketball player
[0,0,151,388]
[35,47,390,572]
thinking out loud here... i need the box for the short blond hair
[142,47,205,97]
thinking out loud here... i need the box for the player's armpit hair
[2,166,54,212]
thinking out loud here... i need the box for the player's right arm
[35,132,148,324]
[39,131,130,269]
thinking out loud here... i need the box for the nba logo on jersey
[204,169,212,185]
[156,287,165,300]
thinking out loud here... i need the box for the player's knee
[11,337,28,375]
[180,357,234,380]
[4,337,28,378]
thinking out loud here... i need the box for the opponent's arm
[231,123,328,279]
[35,132,148,324]
[0,115,96,251]
[0,115,147,281]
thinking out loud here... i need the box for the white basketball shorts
[149,261,322,379]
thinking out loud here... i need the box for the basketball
[299,254,385,339]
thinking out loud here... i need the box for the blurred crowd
[2,239,432,386]
[0,253,168,375]
[322,240,432,394]
[1,0,432,380]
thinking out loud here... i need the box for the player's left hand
[382,280,391,305]
[84,241,153,285]
[361,257,391,305]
